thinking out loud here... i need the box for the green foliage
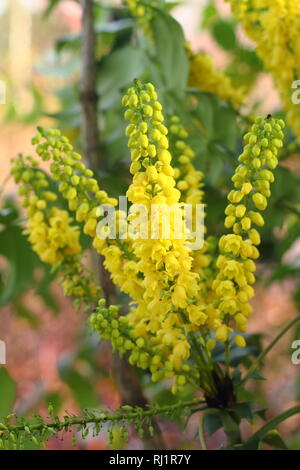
[0,203,57,311]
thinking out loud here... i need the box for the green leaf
[234,48,262,72]
[97,45,145,110]
[212,105,238,151]
[247,370,266,381]
[0,369,16,417]
[202,2,218,29]
[0,204,58,309]
[37,57,80,78]
[95,19,133,34]
[203,409,223,436]
[268,264,300,283]
[212,20,237,51]
[192,92,215,134]
[0,222,54,306]
[242,405,300,450]
[0,224,36,305]
[59,366,99,409]
[228,402,253,421]
[43,0,61,19]
[151,9,188,92]
[252,408,267,420]
[262,430,288,449]
[276,221,300,260]
[212,343,258,366]
[187,90,239,189]
[13,300,40,328]
[0,207,18,224]
[163,2,181,12]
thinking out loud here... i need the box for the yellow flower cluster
[21,81,285,394]
[90,299,194,391]
[11,154,101,304]
[26,206,81,265]
[213,116,285,345]
[227,0,300,139]
[121,81,204,387]
[31,128,145,304]
[188,47,245,110]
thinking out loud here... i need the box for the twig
[0,397,205,435]
[80,0,100,171]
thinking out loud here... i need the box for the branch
[0,398,206,450]
[80,0,100,171]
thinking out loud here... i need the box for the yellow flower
[172,285,187,308]
[234,335,246,348]
[216,325,229,342]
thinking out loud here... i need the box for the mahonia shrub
[11,80,285,399]
[4,0,300,451]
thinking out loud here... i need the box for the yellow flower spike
[122,80,205,380]
[29,130,139,308]
[215,116,285,345]
[11,154,101,305]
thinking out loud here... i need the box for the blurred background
[1,0,300,450]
